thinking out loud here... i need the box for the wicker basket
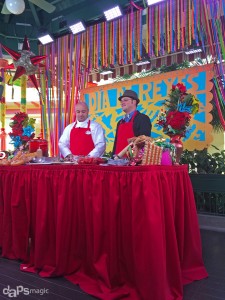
[132,135,163,165]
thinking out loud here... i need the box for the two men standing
[59,90,152,158]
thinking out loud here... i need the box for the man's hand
[64,154,73,161]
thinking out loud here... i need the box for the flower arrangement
[157,83,200,137]
[9,112,36,150]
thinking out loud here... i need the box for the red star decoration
[0,36,46,91]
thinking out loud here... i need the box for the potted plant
[181,146,225,215]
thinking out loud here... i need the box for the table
[0,164,208,300]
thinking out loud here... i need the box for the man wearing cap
[59,102,106,160]
[112,90,152,158]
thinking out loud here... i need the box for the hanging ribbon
[97,23,101,69]
[166,1,170,52]
[193,0,199,46]
[146,7,149,55]
[149,6,153,56]
[123,15,127,65]
[38,0,225,156]
[170,0,173,52]
[202,0,215,56]
[20,75,27,113]
[113,20,117,65]
[139,10,143,59]
[155,5,159,55]
[0,69,6,150]
[0,46,6,145]
[212,77,225,130]
[130,0,142,11]
[177,0,180,50]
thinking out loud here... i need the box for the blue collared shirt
[123,110,136,122]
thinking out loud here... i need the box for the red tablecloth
[0,164,207,300]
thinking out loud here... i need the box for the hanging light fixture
[146,0,164,6]
[100,69,113,75]
[38,34,54,45]
[135,59,151,66]
[69,21,86,35]
[5,0,25,15]
[104,6,122,21]
[184,48,203,55]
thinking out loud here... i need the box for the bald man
[59,102,106,159]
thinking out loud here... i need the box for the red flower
[166,111,191,130]
[21,135,30,141]
[172,83,187,93]
[10,128,23,135]
[11,123,23,130]
[176,83,187,93]
[9,112,36,150]
[157,83,199,138]
[11,112,28,124]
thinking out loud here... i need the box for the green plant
[180,145,225,174]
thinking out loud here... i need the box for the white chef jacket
[58,118,106,158]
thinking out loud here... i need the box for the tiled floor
[183,229,225,300]
[0,228,225,299]
[0,258,94,300]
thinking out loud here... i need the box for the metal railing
[189,174,225,216]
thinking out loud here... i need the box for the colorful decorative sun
[0,36,46,91]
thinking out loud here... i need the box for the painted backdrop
[81,65,214,152]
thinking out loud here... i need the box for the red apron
[70,120,95,156]
[115,111,137,156]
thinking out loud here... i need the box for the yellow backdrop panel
[81,65,214,152]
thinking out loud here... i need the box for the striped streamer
[38,0,225,156]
